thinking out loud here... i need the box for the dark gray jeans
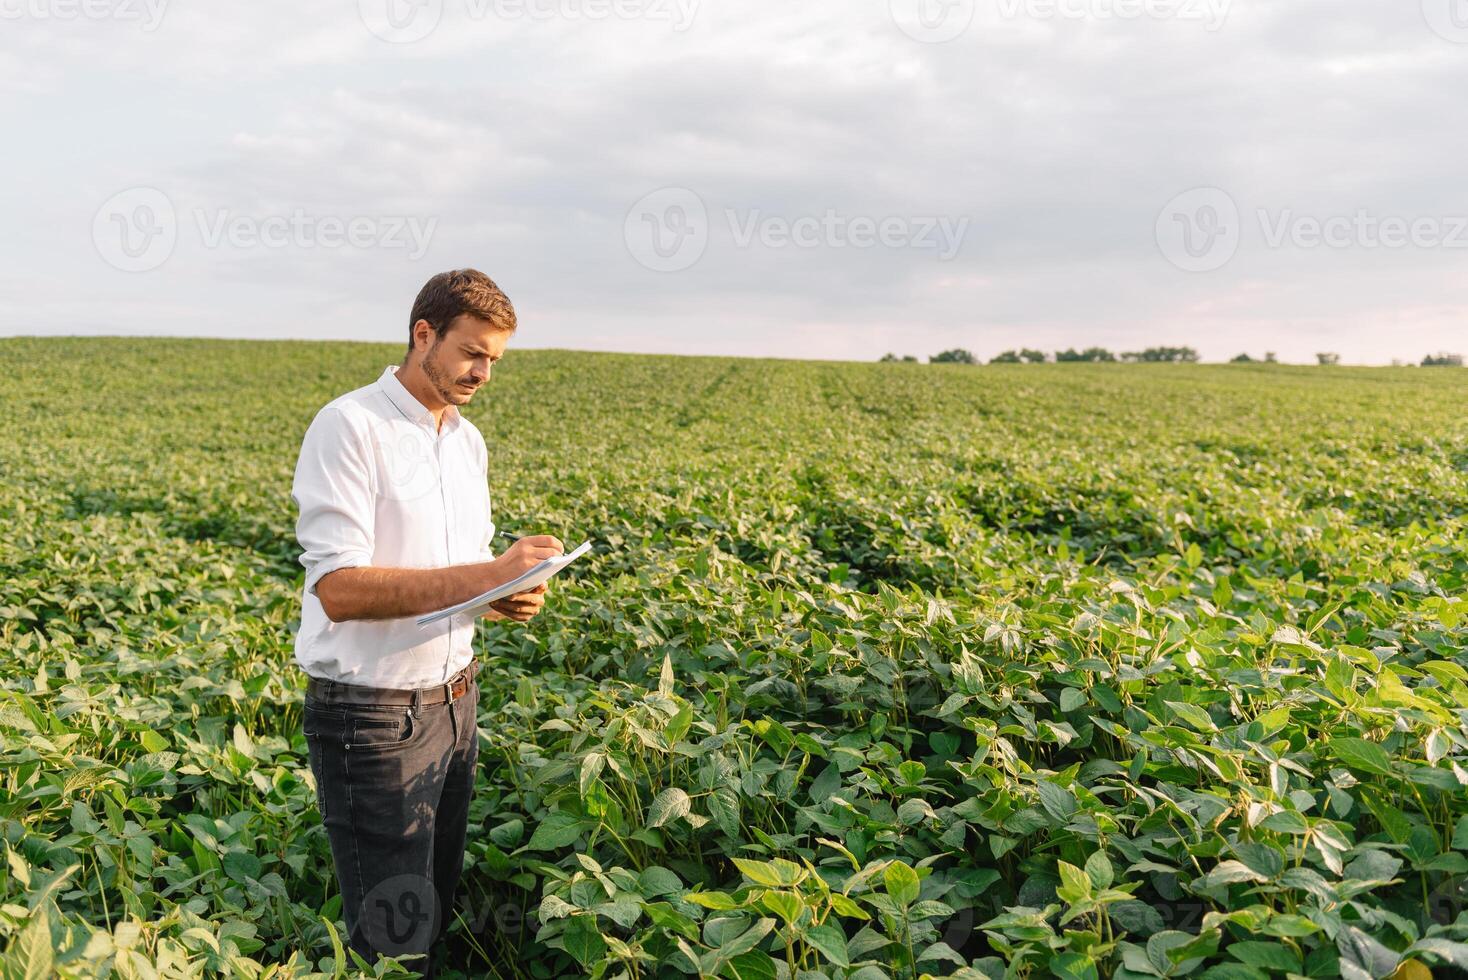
[303,677,480,978]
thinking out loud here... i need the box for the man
[292,268,562,976]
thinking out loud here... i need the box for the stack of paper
[416,540,592,627]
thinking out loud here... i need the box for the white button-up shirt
[291,365,495,689]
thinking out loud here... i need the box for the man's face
[418,315,511,406]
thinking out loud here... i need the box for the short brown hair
[407,269,516,352]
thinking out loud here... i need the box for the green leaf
[642,901,700,941]
[1199,966,1266,980]
[1051,950,1099,980]
[1402,937,1468,969]
[1085,850,1114,890]
[539,895,576,921]
[1198,861,1266,889]
[897,760,926,786]
[221,850,262,883]
[760,889,803,925]
[1232,842,1284,880]
[489,819,524,848]
[684,890,742,910]
[733,857,805,888]
[1336,925,1400,979]
[646,788,691,829]
[1453,815,1468,852]
[710,918,776,962]
[1228,941,1301,973]
[665,703,693,745]
[1110,900,1166,936]
[136,727,169,753]
[1258,810,1309,835]
[805,922,850,967]
[526,812,585,851]
[563,914,607,966]
[1261,914,1319,938]
[232,723,254,758]
[1037,780,1078,822]
[1057,860,1093,903]
[9,904,53,980]
[829,893,869,920]
[1359,785,1412,843]
[322,915,347,974]
[1212,575,1233,608]
[579,752,606,798]
[1164,700,1216,732]
[707,784,741,837]
[1330,737,1393,776]
[638,865,681,897]
[884,860,920,907]
[722,951,779,980]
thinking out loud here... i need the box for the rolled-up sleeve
[292,406,375,595]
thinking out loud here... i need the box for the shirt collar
[378,365,460,434]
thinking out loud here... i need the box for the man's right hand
[314,535,565,624]
[492,535,564,581]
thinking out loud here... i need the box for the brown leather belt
[305,660,479,709]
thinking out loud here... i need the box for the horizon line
[0,333,1462,370]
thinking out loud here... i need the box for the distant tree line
[888,346,1201,364]
[880,348,1465,366]
[1055,347,1118,362]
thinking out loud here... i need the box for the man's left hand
[486,583,548,622]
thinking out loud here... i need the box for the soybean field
[2,337,1467,980]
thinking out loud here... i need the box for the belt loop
[410,686,422,719]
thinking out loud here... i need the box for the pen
[499,531,523,542]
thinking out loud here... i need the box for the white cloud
[2,0,1466,363]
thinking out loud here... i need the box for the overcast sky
[4,0,1466,364]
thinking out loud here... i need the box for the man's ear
[410,319,435,354]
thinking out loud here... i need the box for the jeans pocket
[347,707,419,751]
[303,716,333,821]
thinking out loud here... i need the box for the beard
[422,341,479,405]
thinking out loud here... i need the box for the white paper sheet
[415,540,592,627]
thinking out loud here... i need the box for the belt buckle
[445,669,467,704]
